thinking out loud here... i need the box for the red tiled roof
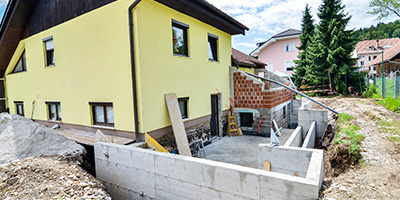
[355,38,400,54]
[366,42,400,67]
[232,48,266,68]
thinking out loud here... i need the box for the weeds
[335,113,364,161]
[377,97,400,113]
[378,119,400,145]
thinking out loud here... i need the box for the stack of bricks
[233,72,294,109]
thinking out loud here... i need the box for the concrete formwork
[302,121,316,148]
[298,100,328,138]
[284,126,303,147]
[95,142,323,200]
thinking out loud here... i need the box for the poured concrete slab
[205,129,294,168]
[58,129,134,146]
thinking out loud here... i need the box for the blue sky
[0,0,398,54]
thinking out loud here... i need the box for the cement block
[302,121,316,148]
[258,145,312,177]
[284,126,303,147]
[298,109,328,138]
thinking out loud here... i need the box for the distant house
[355,38,400,76]
[250,29,301,76]
[363,42,400,76]
[231,48,267,76]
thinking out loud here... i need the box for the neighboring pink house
[250,29,301,76]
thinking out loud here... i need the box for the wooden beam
[165,93,192,156]
[145,133,169,153]
[272,119,281,137]
[263,161,271,171]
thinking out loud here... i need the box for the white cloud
[0,0,8,6]
[235,42,256,48]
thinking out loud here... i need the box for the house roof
[232,48,266,68]
[365,42,400,67]
[0,0,249,71]
[355,38,400,55]
[250,29,301,57]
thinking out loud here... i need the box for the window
[360,55,365,58]
[12,51,27,73]
[90,103,114,126]
[267,63,273,71]
[369,56,371,61]
[285,42,295,52]
[46,102,61,121]
[172,20,189,56]
[178,97,188,119]
[373,67,376,70]
[285,61,295,71]
[373,56,377,59]
[360,61,365,66]
[14,101,24,116]
[44,37,55,66]
[208,33,218,61]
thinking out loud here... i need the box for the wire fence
[366,71,400,99]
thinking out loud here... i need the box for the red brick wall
[233,72,294,109]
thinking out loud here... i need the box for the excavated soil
[314,97,400,199]
[0,155,111,199]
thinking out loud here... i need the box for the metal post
[373,76,376,86]
[382,51,386,98]
[396,71,400,99]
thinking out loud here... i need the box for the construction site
[1,0,400,199]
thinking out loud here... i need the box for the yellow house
[0,0,248,141]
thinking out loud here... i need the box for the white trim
[251,35,300,57]
[285,60,295,72]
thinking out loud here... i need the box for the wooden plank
[96,129,112,143]
[165,93,192,156]
[145,133,169,153]
[272,119,281,137]
[263,161,271,171]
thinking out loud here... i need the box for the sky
[0,0,398,54]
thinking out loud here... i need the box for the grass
[375,77,397,98]
[377,96,400,113]
[334,113,364,161]
[378,119,400,145]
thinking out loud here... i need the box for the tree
[293,4,315,87]
[369,0,400,19]
[308,0,364,94]
[393,27,400,37]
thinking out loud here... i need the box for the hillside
[354,20,400,41]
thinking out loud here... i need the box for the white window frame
[267,62,273,71]
[360,61,365,66]
[285,61,295,72]
[284,42,295,52]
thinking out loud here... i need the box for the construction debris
[0,113,85,166]
[0,155,111,199]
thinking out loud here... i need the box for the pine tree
[308,0,364,94]
[293,4,315,87]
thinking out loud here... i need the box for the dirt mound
[0,113,85,165]
[324,143,358,177]
[0,155,111,199]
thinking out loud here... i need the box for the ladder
[228,113,239,137]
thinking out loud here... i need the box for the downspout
[129,0,142,142]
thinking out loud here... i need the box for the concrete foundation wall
[284,126,303,147]
[298,100,328,138]
[95,142,322,200]
[302,121,316,148]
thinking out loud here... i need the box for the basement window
[46,102,62,121]
[172,20,189,57]
[43,37,55,66]
[208,33,218,61]
[14,101,24,116]
[90,103,114,126]
[12,51,27,73]
[178,97,189,119]
[240,112,253,127]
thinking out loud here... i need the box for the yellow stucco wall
[133,0,232,133]
[5,0,135,131]
[237,67,255,74]
[5,0,234,134]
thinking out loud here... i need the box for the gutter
[128,0,142,142]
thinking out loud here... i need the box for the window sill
[45,64,56,68]
[182,118,190,122]
[209,59,219,63]
[173,54,190,59]
[90,125,115,130]
[47,119,62,123]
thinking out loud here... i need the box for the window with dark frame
[208,33,218,61]
[15,101,24,116]
[46,102,61,121]
[90,103,114,126]
[172,20,189,56]
[178,97,188,119]
[12,51,27,73]
[44,37,55,66]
